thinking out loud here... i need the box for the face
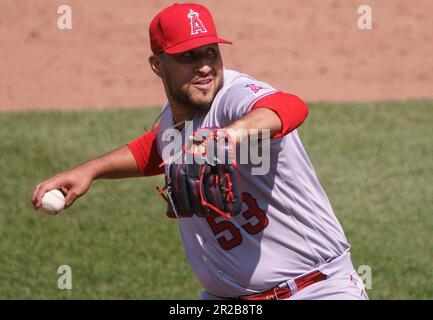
[150,44,224,110]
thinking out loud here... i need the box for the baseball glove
[157,127,242,219]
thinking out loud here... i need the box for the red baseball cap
[149,3,232,54]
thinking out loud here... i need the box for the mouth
[192,77,213,91]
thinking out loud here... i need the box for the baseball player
[32,3,368,300]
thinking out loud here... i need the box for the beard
[171,88,211,110]
[165,74,222,110]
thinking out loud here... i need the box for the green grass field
[1,101,432,299]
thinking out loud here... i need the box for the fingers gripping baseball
[32,169,93,211]
[32,176,63,209]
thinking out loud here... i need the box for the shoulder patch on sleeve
[244,83,267,94]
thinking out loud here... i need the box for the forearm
[224,108,282,144]
[80,145,142,180]
[32,145,142,209]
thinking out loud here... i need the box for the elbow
[281,93,309,134]
[298,97,309,125]
[250,92,309,138]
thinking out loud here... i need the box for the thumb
[64,189,78,208]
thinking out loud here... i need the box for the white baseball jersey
[156,69,350,298]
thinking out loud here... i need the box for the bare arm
[88,145,142,180]
[224,92,309,143]
[32,145,141,209]
[224,108,282,144]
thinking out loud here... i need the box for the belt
[238,270,327,300]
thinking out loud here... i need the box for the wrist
[223,122,248,145]
[79,160,101,181]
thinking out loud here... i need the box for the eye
[174,51,195,63]
[207,48,217,57]
[181,51,193,58]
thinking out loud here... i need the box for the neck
[169,100,199,127]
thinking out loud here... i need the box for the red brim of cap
[163,36,232,54]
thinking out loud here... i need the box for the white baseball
[41,189,66,215]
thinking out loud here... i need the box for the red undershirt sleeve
[127,130,164,176]
[251,91,309,138]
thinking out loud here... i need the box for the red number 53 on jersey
[205,193,269,250]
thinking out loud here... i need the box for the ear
[149,54,163,78]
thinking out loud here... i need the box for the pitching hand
[32,167,94,210]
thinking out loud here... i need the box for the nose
[195,57,213,76]
[196,65,212,77]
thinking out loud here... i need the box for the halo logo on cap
[149,3,232,54]
[188,9,208,35]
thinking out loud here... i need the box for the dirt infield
[1,0,432,111]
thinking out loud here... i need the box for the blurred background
[1,0,432,111]
[0,0,432,299]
